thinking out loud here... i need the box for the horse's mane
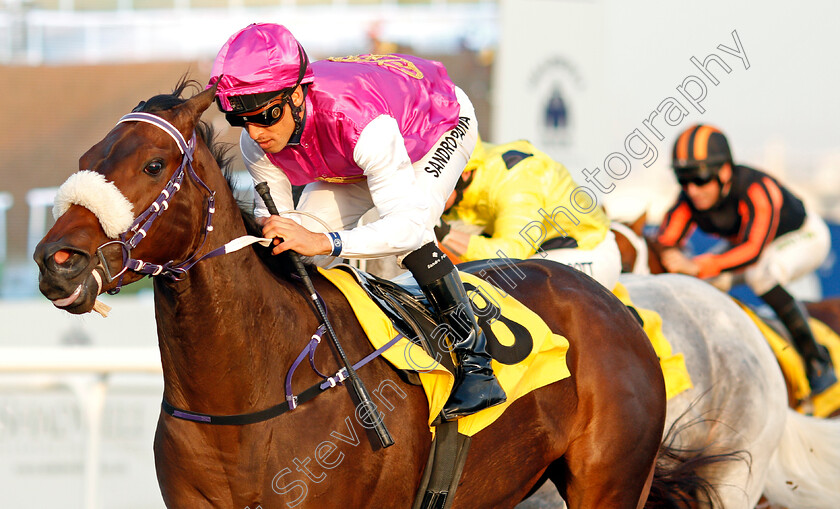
[135,76,235,179]
[137,75,299,278]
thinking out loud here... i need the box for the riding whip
[255,182,395,449]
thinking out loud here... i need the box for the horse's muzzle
[34,241,98,314]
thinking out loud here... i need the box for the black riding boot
[403,243,507,420]
[761,285,837,395]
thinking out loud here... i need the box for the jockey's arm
[656,199,696,248]
[656,198,701,276]
[690,183,780,278]
[458,181,553,261]
[339,115,430,258]
[447,154,596,261]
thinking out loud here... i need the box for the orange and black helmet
[672,124,733,183]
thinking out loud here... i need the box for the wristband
[326,232,343,256]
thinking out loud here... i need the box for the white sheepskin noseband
[53,170,135,239]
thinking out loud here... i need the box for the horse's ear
[630,211,647,236]
[191,82,217,116]
[171,83,217,138]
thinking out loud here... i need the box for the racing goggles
[674,161,722,188]
[225,95,288,128]
[677,173,716,188]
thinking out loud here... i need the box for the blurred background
[1,0,840,507]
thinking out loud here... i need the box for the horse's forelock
[137,76,196,113]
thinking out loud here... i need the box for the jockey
[207,23,505,421]
[656,124,837,394]
[438,137,621,291]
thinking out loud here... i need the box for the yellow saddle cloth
[611,283,693,400]
[735,302,840,417]
[318,267,570,437]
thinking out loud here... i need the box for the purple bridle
[95,112,217,293]
[92,113,405,426]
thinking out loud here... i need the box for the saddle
[333,259,526,379]
[735,301,840,417]
[333,264,455,385]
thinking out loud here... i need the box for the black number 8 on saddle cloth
[320,263,570,437]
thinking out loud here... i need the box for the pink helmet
[208,23,315,113]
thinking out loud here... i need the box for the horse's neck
[153,193,315,413]
[645,237,667,275]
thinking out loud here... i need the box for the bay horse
[611,216,840,508]
[35,80,736,508]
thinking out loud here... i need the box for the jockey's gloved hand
[434,219,451,242]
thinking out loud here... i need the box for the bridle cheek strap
[96,112,216,293]
[96,112,274,293]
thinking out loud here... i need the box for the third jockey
[657,124,836,394]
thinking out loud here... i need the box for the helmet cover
[208,23,314,113]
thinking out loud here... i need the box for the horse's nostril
[54,249,72,265]
[38,244,91,278]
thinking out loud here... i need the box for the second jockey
[438,137,621,291]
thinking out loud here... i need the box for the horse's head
[34,80,220,314]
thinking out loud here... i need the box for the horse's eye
[144,160,164,176]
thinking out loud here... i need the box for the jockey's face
[683,178,720,211]
[244,86,304,154]
[682,163,732,211]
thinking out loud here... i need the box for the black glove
[434,219,451,242]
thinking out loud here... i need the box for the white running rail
[0,347,162,509]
